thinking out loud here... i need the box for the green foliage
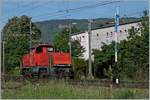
[73,58,87,79]
[93,11,149,81]
[104,65,113,79]
[8,67,21,75]
[113,90,135,99]
[71,40,85,57]
[119,10,149,80]
[53,28,69,52]
[2,15,41,72]
[53,27,85,57]
[93,42,116,78]
[53,27,86,78]
[2,80,149,99]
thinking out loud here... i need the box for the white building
[71,21,140,60]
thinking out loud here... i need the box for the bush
[73,58,87,79]
[8,67,21,75]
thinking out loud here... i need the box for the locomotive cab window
[36,46,43,53]
[48,47,53,52]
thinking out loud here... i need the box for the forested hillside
[35,17,140,43]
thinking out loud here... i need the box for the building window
[111,33,113,37]
[124,29,127,32]
[120,30,122,33]
[97,34,99,37]
[131,26,134,29]
[106,39,108,43]
[82,36,84,38]
[106,32,109,37]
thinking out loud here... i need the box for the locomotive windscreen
[36,46,42,53]
[48,47,53,52]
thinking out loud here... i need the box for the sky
[0,0,149,29]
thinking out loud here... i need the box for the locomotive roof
[38,43,53,47]
[31,43,53,49]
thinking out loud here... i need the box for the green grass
[2,80,149,99]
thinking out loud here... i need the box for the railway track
[1,74,149,89]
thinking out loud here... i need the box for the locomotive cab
[35,44,54,53]
[31,44,54,78]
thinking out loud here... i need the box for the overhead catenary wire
[1,1,40,20]
[33,13,71,21]
[30,0,108,18]
[2,0,145,26]
[1,10,145,25]
[2,0,54,21]
[2,0,120,23]
[17,0,54,15]
[58,0,120,13]
[32,0,120,21]
[121,10,145,18]
[91,10,145,24]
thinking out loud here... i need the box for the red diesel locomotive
[21,43,74,78]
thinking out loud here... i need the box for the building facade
[71,22,140,60]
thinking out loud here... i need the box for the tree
[123,10,149,81]
[53,27,86,78]
[73,58,87,79]
[71,40,85,57]
[2,15,41,72]
[53,28,69,52]
[93,11,149,81]
[93,42,115,78]
[53,27,85,58]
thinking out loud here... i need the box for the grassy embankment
[2,80,149,99]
